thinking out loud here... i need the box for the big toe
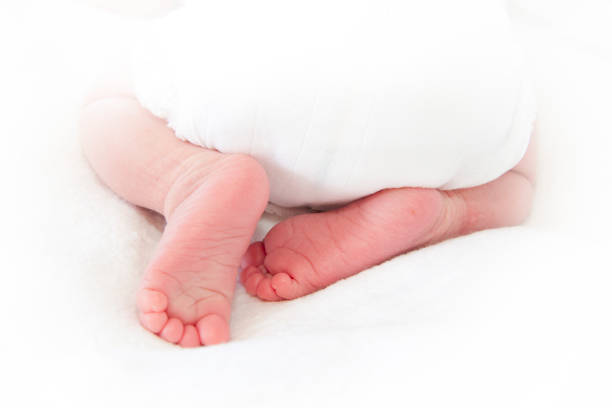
[197,315,230,346]
[240,242,266,271]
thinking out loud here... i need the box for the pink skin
[241,145,536,300]
[79,80,535,347]
[80,94,270,346]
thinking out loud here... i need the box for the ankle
[421,190,469,246]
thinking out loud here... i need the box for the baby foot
[240,188,455,301]
[138,155,269,346]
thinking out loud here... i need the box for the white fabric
[1,1,611,407]
[131,0,535,208]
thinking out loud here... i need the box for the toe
[242,266,264,295]
[242,265,284,301]
[197,315,230,346]
[255,276,283,301]
[240,242,266,270]
[178,325,201,348]
[270,272,303,300]
[137,289,168,313]
[160,317,184,344]
[139,311,168,334]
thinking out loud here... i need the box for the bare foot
[80,96,269,346]
[138,154,269,346]
[240,188,450,300]
[240,139,535,301]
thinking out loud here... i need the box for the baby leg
[80,92,269,346]
[241,138,536,300]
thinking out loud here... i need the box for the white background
[0,1,610,407]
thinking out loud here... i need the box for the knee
[78,96,106,161]
[501,171,535,227]
[81,70,133,108]
[78,94,133,154]
[79,75,136,153]
[78,93,148,190]
[79,76,137,139]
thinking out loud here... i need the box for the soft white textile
[131,0,535,208]
[0,1,610,407]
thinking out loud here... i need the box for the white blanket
[1,1,610,406]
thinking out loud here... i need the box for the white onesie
[131,0,536,210]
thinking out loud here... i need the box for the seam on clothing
[281,89,320,197]
[342,96,375,191]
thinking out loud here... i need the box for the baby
[79,0,536,347]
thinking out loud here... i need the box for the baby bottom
[79,80,535,348]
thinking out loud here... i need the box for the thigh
[79,92,227,216]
